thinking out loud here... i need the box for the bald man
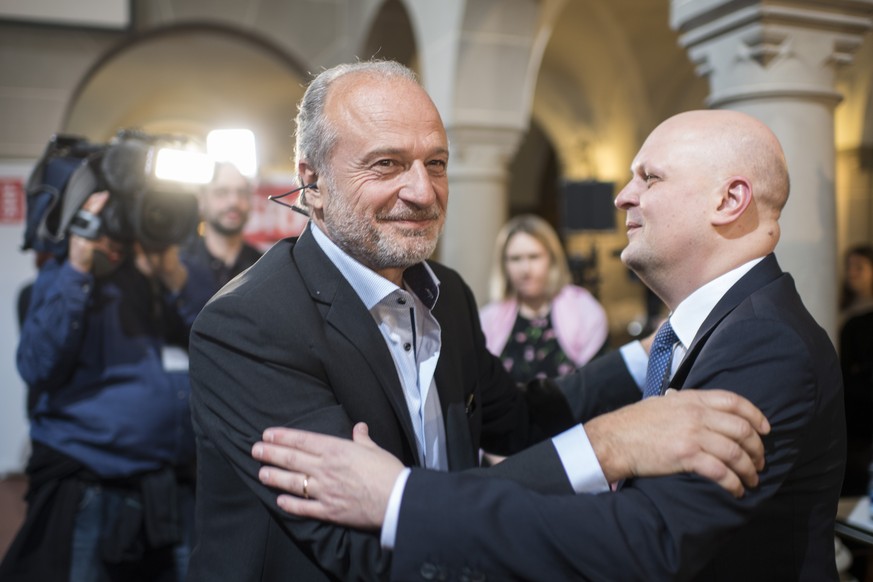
[253,110,846,581]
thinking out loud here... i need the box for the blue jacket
[18,256,214,477]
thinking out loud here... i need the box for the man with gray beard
[186,61,770,581]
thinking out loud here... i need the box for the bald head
[615,110,791,307]
[656,110,790,217]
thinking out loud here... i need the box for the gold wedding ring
[303,475,310,500]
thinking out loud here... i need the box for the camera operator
[2,186,214,581]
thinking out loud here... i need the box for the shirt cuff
[552,424,609,493]
[619,340,647,391]
[380,467,411,550]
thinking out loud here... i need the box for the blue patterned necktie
[643,321,679,399]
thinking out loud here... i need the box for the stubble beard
[621,239,669,296]
[208,211,247,237]
[321,176,443,271]
[620,245,639,274]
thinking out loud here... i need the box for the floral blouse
[500,311,575,384]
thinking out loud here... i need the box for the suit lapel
[291,228,420,458]
[671,254,784,389]
[432,312,477,470]
[620,256,785,492]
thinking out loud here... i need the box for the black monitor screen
[560,180,615,232]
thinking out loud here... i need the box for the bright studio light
[207,129,258,177]
[154,148,215,184]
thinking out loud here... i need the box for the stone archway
[63,25,308,177]
[362,0,418,69]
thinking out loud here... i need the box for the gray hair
[293,60,419,210]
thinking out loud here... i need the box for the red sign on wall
[0,178,25,223]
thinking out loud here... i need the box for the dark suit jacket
[186,228,604,581]
[392,254,846,582]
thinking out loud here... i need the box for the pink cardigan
[479,285,608,367]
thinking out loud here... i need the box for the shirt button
[389,333,401,343]
[404,343,412,352]
[397,297,406,305]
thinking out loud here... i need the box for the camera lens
[136,190,199,250]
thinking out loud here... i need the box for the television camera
[22,130,214,257]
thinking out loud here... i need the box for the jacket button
[461,566,486,581]
[420,562,438,580]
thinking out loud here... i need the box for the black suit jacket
[186,228,598,581]
[393,254,846,581]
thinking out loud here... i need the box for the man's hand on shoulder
[252,422,402,529]
[585,389,770,497]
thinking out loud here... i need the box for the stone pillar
[408,0,565,304]
[671,0,873,341]
[442,126,524,305]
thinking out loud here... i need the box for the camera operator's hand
[134,243,188,294]
[69,191,124,274]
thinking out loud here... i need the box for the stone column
[442,126,524,305]
[412,0,560,305]
[671,0,873,341]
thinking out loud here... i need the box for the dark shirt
[182,235,263,290]
[17,257,214,477]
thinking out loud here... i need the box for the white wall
[1,161,37,475]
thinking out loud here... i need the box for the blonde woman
[480,214,608,383]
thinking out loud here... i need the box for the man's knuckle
[707,458,729,480]
[676,440,697,460]
[280,450,296,466]
[725,442,744,463]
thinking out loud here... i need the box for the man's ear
[712,176,752,226]
[298,160,322,209]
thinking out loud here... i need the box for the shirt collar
[669,256,764,349]
[309,221,440,310]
